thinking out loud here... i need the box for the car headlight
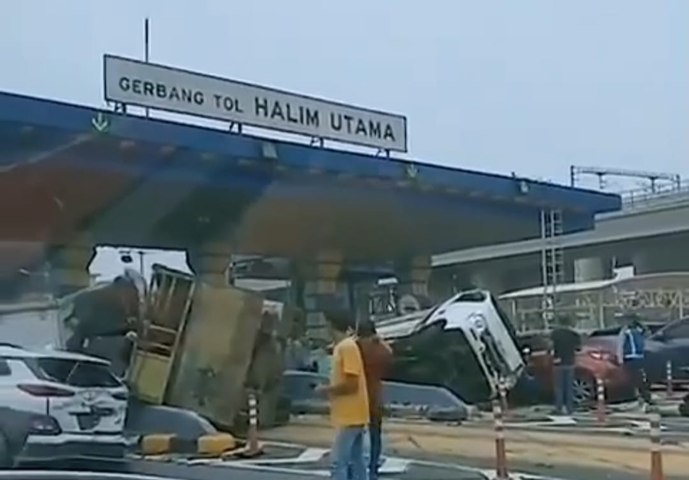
[469,313,487,333]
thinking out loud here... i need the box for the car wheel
[0,432,12,469]
[573,375,595,405]
[680,396,689,417]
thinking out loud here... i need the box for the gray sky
[3,0,688,277]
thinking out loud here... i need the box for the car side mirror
[655,331,668,342]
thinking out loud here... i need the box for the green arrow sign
[91,112,110,133]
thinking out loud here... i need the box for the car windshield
[3,2,688,479]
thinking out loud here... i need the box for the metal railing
[619,179,689,210]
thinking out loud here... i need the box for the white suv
[0,344,128,464]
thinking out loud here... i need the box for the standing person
[315,311,370,480]
[617,313,652,409]
[550,315,581,415]
[356,319,393,480]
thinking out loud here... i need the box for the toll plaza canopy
[0,91,621,274]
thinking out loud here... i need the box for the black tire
[680,396,689,417]
[573,374,595,406]
[0,432,12,469]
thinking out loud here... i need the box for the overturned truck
[126,264,289,431]
[2,265,290,431]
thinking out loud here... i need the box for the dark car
[0,407,45,468]
[580,318,689,390]
[644,317,689,386]
[588,322,666,339]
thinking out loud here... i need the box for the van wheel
[573,375,595,405]
[0,432,12,469]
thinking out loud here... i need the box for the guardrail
[619,180,689,210]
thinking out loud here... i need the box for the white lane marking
[479,468,569,480]
[235,447,330,465]
[629,420,668,431]
[216,462,405,479]
[210,461,329,476]
[507,415,577,428]
[379,457,411,474]
[545,415,577,425]
[232,448,410,473]
[295,447,330,463]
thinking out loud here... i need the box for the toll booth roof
[0,91,620,261]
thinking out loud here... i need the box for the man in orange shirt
[356,319,393,480]
[315,310,370,480]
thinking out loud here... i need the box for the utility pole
[143,17,151,118]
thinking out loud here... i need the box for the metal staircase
[540,209,564,328]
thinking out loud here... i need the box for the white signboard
[103,55,408,152]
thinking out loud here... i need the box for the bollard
[666,361,673,396]
[649,408,664,480]
[247,391,261,456]
[498,377,509,418]
[492,397,510,480]
[596,376,606,424]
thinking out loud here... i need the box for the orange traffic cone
[493,398,509,479]
[595,376,606,424]
[649,409,664,480]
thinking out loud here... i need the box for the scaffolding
[502,283,689,332]
[539,209,564,329]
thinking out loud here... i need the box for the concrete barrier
[125,401,216,439]
[283,370,469,421]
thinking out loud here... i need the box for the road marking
[220,462,330,477]
[232,448,410,473]
[235,447,329,465]
[295,447,330,463]
[629,420,668,431]
[507,415,577,428]
[479,468,569,480]
[380,457,411,474]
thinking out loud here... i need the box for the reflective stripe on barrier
[138,433,236,456]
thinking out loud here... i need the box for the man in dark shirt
[550,315,581,415]
[356,319,393,480]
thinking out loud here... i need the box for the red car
[518,333,633,405]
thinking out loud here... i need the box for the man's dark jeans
[553,364,575,415]
[624,358,651,404]
[368,418,383,480]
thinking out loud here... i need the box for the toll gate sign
[103,55,408,152]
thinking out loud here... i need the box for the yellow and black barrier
[138,433,239,457]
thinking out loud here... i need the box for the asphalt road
[42,446,686,480]
[17,410,689,480]
[52,455,689,480]
[262,416,689,479]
